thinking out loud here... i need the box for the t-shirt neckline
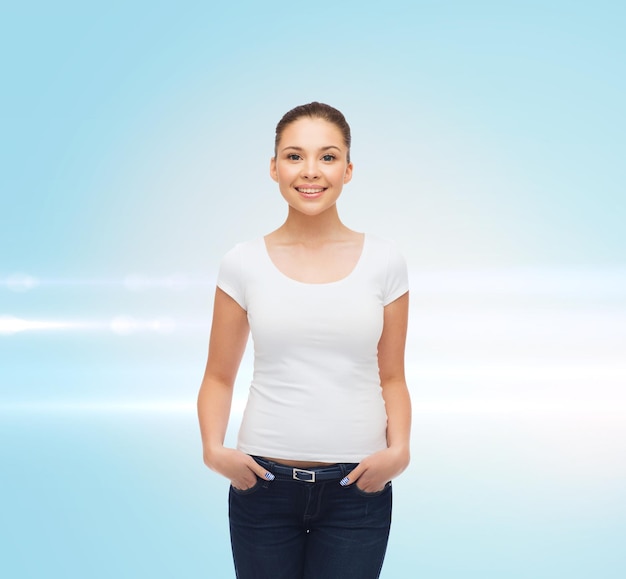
[261,234,368,286]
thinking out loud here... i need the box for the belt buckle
[292,468,316,483]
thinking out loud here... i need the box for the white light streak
[410,266,626,298]
[109,316,137,335]
[0,316,82,335]
[4,273,40,292]
[0,400,196,413]
[0,315,197,335]
[123,273,194,291]
[407,362,626,385]
[412,398,625,415]
[2,274,216,290]
[108,315,177,334]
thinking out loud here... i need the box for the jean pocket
[230,477,263,496]
[353,480,392,498]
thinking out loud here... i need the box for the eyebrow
[280,145,342,153]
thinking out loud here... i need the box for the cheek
[279,167,299,184]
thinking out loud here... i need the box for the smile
[296,187,327,194]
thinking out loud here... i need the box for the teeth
[298,188,324,194]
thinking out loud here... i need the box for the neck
[279,205,350,243]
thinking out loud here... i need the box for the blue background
[1,1,625,577]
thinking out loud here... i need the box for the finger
[232,474,258,491]
[246,457,275,481]
[340,464,364,486]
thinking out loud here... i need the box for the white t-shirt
[217,234,409,463]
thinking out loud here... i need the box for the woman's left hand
[343,446,410,493]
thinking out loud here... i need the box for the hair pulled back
[274,102,351,163]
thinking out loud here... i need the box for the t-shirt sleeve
[383,241,409,306]
[216,244,247,310]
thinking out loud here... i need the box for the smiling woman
[270,115,353,218]
[197,102,411,579]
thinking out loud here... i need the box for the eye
[321,154,335,162]
[287,153,301,161]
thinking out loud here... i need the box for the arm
[344,291,411,491]
[197,287,272,489]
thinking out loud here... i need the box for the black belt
[252,456,358,483]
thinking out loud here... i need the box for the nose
[301,158,320,179]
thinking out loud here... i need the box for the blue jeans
[229,457,392,579]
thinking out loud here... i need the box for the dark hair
[274,102,351,163]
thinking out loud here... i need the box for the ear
[270,157,278,182]
[343,162,353,184]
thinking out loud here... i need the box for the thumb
[340,463,364,487]
[247,457,275,482]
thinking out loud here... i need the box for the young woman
[197,102,411,579]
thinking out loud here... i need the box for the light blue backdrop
[2,1,625,577]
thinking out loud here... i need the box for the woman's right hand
[204,447,274,491]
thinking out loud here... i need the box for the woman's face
[270,117,353,217]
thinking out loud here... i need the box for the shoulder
[223,237,263,254]
[363,234,409,304]
[217,238,264,310]
[218,238,263,280]
[364,233,406,263]
[220,237,264,263]
[365,233,400,248]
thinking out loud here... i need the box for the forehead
[278,117,345,148]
